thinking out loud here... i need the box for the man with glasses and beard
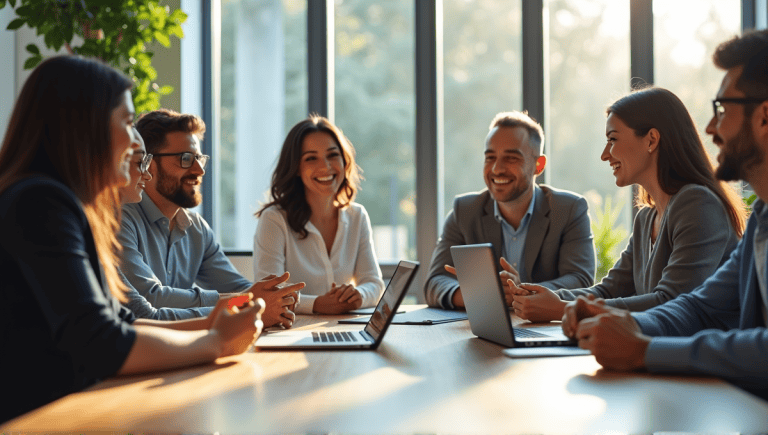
[119,109,300,328]
[560,29,768,399]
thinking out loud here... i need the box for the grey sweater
[557,184,739,311]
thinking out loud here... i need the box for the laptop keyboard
[312,331,359,343]
[513,328,550,339]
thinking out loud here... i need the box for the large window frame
[193,0,764,296]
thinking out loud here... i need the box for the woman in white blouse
[254,115,385,314]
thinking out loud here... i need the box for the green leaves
[4,0,187,113]
[6,17,25,30]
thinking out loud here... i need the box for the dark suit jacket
[424,184,595,308]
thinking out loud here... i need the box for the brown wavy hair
[256,115,361,238]
[135,109,206,154]
[607,87,746,236]
[0,56,133,300]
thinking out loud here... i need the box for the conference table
[4,306,768,433]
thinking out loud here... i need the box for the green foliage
[743,192,758,216]
[2,0,186,113]
[591,195,629,283]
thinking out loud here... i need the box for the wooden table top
[4,306,768,433]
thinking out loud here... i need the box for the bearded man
[119,109,298,327]
[424,111,595,309]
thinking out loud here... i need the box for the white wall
[0,7,16,143]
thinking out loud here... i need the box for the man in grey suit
[425,111,595,309]
[561,29,768,400]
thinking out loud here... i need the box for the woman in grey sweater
[510,87,746,322]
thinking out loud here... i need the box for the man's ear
[534,155,548,176]
[753,101,768,142]
[647,128,661,154]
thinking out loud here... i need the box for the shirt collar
[140,194,192,232]
[494,187,537,224]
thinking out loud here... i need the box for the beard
[489,176,532,203]
[156,165,202,208]
[715,118,765,182]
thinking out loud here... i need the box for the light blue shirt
[118,194,252,309]
[494,187,537,283]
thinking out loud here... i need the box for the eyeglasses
[152,152,210,169]
[712,98,768,120]
[139,153,153,174]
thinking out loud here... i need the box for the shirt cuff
[296,294,317,314]
[644,337,692,373]
[199,289,220,307]
[442,288,457,310]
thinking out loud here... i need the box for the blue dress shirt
[118,194,252,309]
[494,187,537,283]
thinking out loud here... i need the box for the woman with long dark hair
[510,87,746,322]
[254,115,385,314]
[0,56,279,423]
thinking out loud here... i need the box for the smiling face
[602,113,657,188]
[299,131,346,200]
[119,128,152,204]
[483,126,540,204]
[110,90,138,187]
[706,66,765,183]
[148,131,205,209]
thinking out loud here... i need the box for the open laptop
[451,243,584,349]
[255,260,419,350]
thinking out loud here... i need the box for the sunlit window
[547,0,632,230]
[653,0,741,159]
[443,0,523,210]
[334,0,416,262]
[218,0,307,249]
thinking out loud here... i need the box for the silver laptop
[255,260,419,350]
[450,243,578,348]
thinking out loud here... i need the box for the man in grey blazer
[425,111,595,309]
[561,29,768,400]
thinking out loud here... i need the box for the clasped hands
[314,282,363,314]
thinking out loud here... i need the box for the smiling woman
[254,115,385,315]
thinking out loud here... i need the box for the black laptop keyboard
[312,331,359,343]
[513,328,550,339]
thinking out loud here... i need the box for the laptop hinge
[360,329,375,342]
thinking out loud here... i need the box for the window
[443,0,523,210]
[218,0,307,249]
[653,0,741,158]
[334,0,416,262]
[547,0,632,228]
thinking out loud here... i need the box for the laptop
[450,243,583,349]
[255,260,419,350]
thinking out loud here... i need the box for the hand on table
[209,294,266,358]
[313,283,363,314]
[443,265,465,308]
[563,296,650,371]
[247,272,304,328]
[509,282,567,322]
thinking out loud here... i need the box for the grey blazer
[557,184,739,311]
[425,184,596,308]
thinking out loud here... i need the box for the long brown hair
[0,56,133,300]
[256,115,362,238]
[607,87,746,236]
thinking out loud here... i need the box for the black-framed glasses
[139,153,153,174]
[152,152,210,169]
[712,98,768,120]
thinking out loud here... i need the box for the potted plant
[2,0,187,113]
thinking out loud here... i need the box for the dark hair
[608,87,746,236]
[256,115,362,238]
[489,111,545,155]
[0,55,134,299]
[135,109,206,154]
[713,29,768,102]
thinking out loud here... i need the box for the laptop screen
[363,260,419,342]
